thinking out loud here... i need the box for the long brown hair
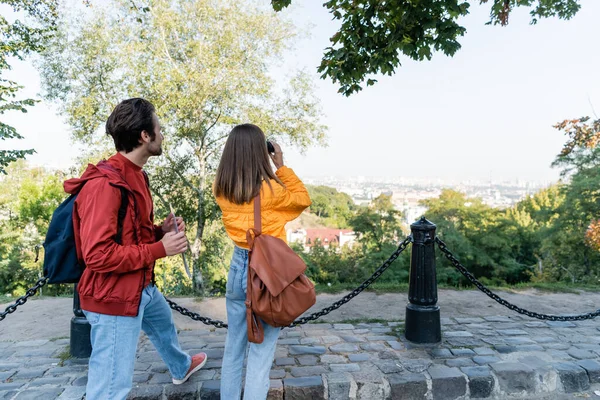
[214,124,283,204]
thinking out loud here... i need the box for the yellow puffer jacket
[215,166,311,249]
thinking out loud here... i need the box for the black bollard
[405,217,441,343]
[70,283,92,358]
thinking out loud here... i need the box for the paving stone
[491,362,536,394]
[28,376,71,387]
[525,322,549,328]
[497,329,528,336]
[371,327,392,334]
[387,372,427,400]
[340,336,365,343]
[554,362,590,393]
[14,388,64,400]
[352,364,389,400]
[325,372,357,400]
[330,363,360,373]
[367,335,396,342]
[0,383,26,391]
[461,366,494,399]
[321,336,342,344]
[546,321,576,328]
[270,369,286,379]
[360,343,388,352]
[203,349,224,359]
[446,358,476,368]
[515,345,545,352]
[428,365,467,400]
[163,381,201,400]
[149,372,172,384]
[283,376,325,400]
[277,338,300,345]
[494,345,517,354]
[198,380,220,400]
[473,356,501,365]
[150,363,168,373]
[348,354,370,362]
[320,355,347,364]
[401,359,432,373]
[297,356,318,366]
[71,376,87,387]
[387,341,404,351]
[329,343,359,353]
[483,316,512,322]
[133,373,151,383]
[275,357,295,366]
[444,331,473,338]
[267,379,284,400]
[548,350,573,360]
[373,360,402,374]
[290,366,328,377]
[534,336,558,343]
[441,318,456,325]
[455,317,485,324]
[352,329,370,334]
[333,324,354,330]
[450,348,476,356]
[14,368,47,379]
[0,371,16,381]
[289,346,326,355]
[0,391,17,400]
[504,337,535,345]
[14,340,49,348]
[544,343,571,350]
[430,348,453,358]
[568,348,596,360]
[300,337,321,345]
[474,347,496,356]
[56,386,86,400]
[577,359,600,383]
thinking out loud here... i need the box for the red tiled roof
[305,228,353,247]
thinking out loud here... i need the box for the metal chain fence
[436,237,600,321]
[0,277,49,322]
[166,235,413,329]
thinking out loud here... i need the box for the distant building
[287,228,356,252]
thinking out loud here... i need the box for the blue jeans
[83,283,191,400]
[220,247,281,400]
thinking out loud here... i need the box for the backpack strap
[115,187,129,245]
[253,194,262,233]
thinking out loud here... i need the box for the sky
[2,0,600,184]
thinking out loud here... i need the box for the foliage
[271,0,582,95]
[306,185,355,228]
[38,0,327,295]
[0,0,59,173]
[350,194,403,251]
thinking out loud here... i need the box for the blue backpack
[42,185,129,284]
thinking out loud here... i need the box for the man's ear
[140,130,151,144]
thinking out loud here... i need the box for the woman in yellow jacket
[214,123,311,400]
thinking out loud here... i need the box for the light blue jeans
[220,247,281,400]
[83,283,191,400]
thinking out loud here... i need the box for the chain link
[0,277,49,322]
[167,235,413,329]
[436,237,600,321]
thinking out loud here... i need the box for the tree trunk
[191,155,207,296]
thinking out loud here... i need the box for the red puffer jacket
[64,157,166,316]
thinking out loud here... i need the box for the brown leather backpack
[245,194,316,344]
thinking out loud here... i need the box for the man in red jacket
[64,98,207,400]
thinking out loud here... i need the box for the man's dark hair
[106,98,156,153]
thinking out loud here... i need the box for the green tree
[38,0,326,295]
[350,194,402,252]
[0,0,58,173]
[307,185,355,228]
[272,0,581,95]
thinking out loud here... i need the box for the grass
[49,336,69,342]
[57,346,71,366]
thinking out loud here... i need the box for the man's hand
[161,231,188,256]
[161,213,185,233]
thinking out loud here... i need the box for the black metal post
[70,283,92,358]
[405,217,441,343]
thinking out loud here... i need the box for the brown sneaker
[172,352,207,385]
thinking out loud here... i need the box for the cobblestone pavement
[2,315,600,399]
